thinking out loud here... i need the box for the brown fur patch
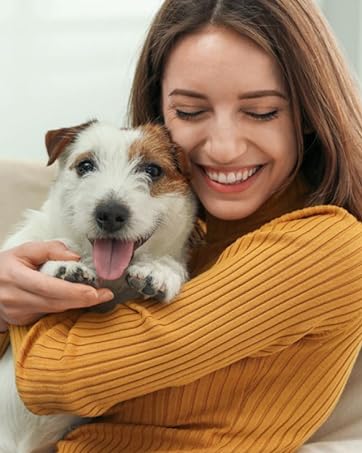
[128,124,191,197]
[69,151,95,171]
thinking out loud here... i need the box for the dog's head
[46,120,193,280]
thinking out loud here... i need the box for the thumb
[14,240,80,266]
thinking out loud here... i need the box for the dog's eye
[144,163,163,180]
[76,159,96,176]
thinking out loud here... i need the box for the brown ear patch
[129,124,191,197]
[45,120,97,166]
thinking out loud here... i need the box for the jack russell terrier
[0,120,197,453]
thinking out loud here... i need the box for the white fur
[0,121,196,453]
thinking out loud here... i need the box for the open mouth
[197,164,265,193]
[89,231,155,281]
[202,164,264,185]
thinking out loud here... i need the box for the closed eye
[245,110,278,121]
[175,109,206,120]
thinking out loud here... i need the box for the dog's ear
[45,120,97,166]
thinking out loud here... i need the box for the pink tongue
[92,239,134,280]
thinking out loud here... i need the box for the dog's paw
[40,261,98,287]
[125,256,188,302]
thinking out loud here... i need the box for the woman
[1,0,362,451]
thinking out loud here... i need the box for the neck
[205,174,311,245]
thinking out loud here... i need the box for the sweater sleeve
[12,205,362,417]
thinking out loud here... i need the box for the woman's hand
[0,241,114,331]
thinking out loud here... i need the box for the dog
[0,120,197,453]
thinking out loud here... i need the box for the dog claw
[126,274,163,299]
[53,264,97,287]
[55,266,67,279]
[142,276,157,296]
[126,275,144,292]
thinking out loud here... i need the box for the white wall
[321,0,362,81]
[0,0,360,161]
[0,0,163,161]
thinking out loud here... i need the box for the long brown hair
[128,0,362,220]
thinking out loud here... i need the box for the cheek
[170,129,198,156]
[163,112,198,155]
[269,118,298,169]
[282,128,298,170]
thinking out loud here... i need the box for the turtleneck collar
[205,174,311,246]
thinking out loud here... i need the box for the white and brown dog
[0,120,197,453]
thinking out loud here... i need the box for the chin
[202,198,262,221]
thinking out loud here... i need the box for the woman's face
[162,26,298,220]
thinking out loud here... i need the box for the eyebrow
[169,88,287,100]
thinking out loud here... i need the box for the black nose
[95,201,130,233]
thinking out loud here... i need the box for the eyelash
[175,109,204,120]
[175,109,279,121]
[247,110,278,121]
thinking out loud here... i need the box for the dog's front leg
[40,260,97,287]
[126,254,188,302]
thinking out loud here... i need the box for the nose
[95,201,130,233]
[207,116,247,163]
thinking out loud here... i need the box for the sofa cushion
[0,160,55,244]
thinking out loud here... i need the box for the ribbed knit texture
[2,179,362,452]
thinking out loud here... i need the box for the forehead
[71,123,142,155]
[69,122,174,164]
[162,25,285,95]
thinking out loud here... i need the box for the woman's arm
[12,205,362,417]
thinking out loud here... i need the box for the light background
[0,0,361,161]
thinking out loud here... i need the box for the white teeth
[218,173,228,184]
[227,173,236,184]
[205,166,259,185]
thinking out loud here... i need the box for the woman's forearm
[13,205,362,417]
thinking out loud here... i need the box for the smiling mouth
[200,164,264,185]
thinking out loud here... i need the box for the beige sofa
[0,159,55,241]
[0,159,361,452]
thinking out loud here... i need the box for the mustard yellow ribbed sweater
[1,178,362,452]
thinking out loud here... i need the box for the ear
[45,120,97,166]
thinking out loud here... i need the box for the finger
[2,283,114,323]
[14,266,114,308]
[14,241,80,267]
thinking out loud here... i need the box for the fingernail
[98,289,114,302]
